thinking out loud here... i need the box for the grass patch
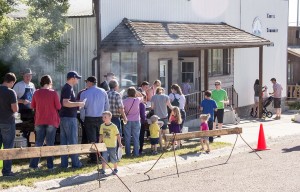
[0,140,230,189]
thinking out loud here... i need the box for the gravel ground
[57,134,300,192]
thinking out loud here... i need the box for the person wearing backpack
[169,84,186,130]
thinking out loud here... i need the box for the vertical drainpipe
[92,0,101,87]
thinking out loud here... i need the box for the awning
[288,46,300,57]
[100,18,272,51]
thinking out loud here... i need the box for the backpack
[171,93,180,107]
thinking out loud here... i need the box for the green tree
[0,0,70,83]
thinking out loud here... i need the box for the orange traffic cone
[256,123,270,151]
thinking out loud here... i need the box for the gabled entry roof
[288,46,300,57]
[100,18,272,51]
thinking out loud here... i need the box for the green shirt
[211,89,228,109]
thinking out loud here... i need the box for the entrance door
[159,60,169,92]
[180,57,199,92]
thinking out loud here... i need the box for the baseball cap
[21,68,33,75]
[104,72,115,77]
[85,76,97,83]
[67,71,81,79]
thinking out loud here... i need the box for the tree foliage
[0,0,70,79]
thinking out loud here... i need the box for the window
[111,52,137,87]
[181,61,194,83]
[159,60,168,88]
[208,49,232,76]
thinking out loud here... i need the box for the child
[149,115,163,155]
[168,106,182,149]
[200,90,217,143]
[99,111,123,175]
[200,114,211,153]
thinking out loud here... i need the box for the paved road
[4,112,300,192]
[58,134,300,192]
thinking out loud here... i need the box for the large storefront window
[111,52,137,87]
[208,49,232,76]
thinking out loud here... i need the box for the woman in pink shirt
[123,87,143,157]
[29,75,61,170]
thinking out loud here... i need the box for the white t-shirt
[13,81,36,99]
[169,93,186,110]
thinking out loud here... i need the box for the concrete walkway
[3,111,300,192]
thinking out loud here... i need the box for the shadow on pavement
[282,146,300,153]
[47,172,106,191]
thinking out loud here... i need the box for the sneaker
[112,169,118,175]
[152,151,158,155]
[99,169,106,174]
[3,172,15,177]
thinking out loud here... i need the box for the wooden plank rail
[165,127,242,141]
[0,143,107,160]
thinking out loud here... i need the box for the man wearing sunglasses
[211,80,228,135]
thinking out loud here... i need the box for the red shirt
[31,89,61,128]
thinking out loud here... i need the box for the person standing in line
[181,79,191,95]
[211,80,228,134]
[137,81,150,101]
[76,87,88,144]
[100,72,115,91]
[253,79,260,116]
[168,106,182,149]
[151,87,173,150]
[80,76,109,164]
[138,93,147,155]
[60,71,85,168]
[0,73,18,177]
[29,75,61,170]
[146,80,161,107]
[13,68,36,146]
[149,115,163,155]
[169,84,186,130]
[107,79,127,136]
[99,111,123,175]
[199,114,211,153]
[270,78,283,120]
[200,91,217,143]
[123,87,143,157]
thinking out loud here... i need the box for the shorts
[150,138,159,145]
[158,118,168,130]
[273,98,281,108]
[102,147,117,164]
[201,137,209,141]
[214,109,224,123]
[254,96,259,103]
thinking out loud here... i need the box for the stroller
[250,96,274,118]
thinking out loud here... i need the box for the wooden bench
[0,143,107,160]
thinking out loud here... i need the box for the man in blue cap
[59,71,85,168]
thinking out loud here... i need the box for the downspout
[92,0,101,86]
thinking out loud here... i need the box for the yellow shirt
[149,123,160,138]
[100,123,119,148]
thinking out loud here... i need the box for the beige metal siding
[50,17,97,93]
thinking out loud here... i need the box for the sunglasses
[215,84,220,86]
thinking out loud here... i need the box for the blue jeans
[124,121,140,156]
[0,123,16,175]
[84,117,103,161]
[111,117,122,136]
[60,117,82,168]
[29,125,56,169]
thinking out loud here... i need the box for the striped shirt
[107,89,124,116]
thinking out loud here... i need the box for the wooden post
[204,49,209,91]
[0,143,107,161]
[165,127,242,141]
[259,46,263,118]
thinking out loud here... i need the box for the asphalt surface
[58,134,300,192]
[3,111,300,192]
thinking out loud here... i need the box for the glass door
[159,60,168,92]
[181,57,199,92]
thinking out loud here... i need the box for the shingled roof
[100,18,272,51]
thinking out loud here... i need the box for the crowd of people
[4,68,282,177]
